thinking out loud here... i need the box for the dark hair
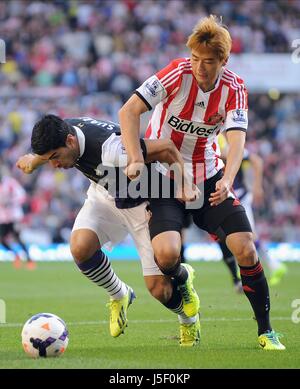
[31,114,75,155]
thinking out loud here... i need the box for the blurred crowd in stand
[1,0,300,244]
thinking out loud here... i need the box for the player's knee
[234,241,257,266]
[154,246,180,270]
[70,230,99,264]
[70,242,94,264]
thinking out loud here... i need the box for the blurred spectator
[0,162,36,269]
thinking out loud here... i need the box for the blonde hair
[186,15,232,61]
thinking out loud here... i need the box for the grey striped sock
[77,250,128,300]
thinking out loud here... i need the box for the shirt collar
[198,67,224,94]
[73,126,85,158]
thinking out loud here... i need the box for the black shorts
[0,223,15,237]
[182,213,193,229]
[148,171,252,241]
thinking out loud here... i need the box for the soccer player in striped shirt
[0,167,36,270]
[119,15,285,350]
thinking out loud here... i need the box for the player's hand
[16,154,36,174]
[209,177,232,206]
[124,160,145,180]
[177,183,200,202]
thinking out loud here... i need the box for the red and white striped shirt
[0,176,26,224]
[136,57,248,183]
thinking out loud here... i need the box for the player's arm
[249,152,264,206]
[209,130,246,206]
[210,81,248,206]
[144,138,182,165]
[222,130,246,186]
[16,153,48,174]
[143,138,199,202]
[119,60,177,181]
[119,94,149,180]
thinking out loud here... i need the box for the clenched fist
[123,161,145,180]
[16,154,38,174]
[176,183,200,203]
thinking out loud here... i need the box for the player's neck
[198,74,219,93]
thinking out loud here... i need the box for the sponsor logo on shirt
[232,109,247,123]
[195,101,205,108]
[167,114,219,137]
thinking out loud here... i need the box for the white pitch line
[0,317,292,328]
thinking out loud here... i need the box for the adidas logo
[195,101,205,108]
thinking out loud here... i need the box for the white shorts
[72,182,162,276]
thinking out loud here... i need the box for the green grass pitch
[0,260,299,369]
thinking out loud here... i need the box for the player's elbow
[165,139,176,152]
[156,140,178,165]
[164,139,178,162]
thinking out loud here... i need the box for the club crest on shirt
[206,113,223,125]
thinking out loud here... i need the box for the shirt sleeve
[224,82,248,132]
[135,58,187,110]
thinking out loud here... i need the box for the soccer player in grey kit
[17,114,198,345]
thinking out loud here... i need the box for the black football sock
[14,233,32,261]
[163,280,196,323]
[239,261,272,335]
[0,239,13,252]
[158,260,188,285]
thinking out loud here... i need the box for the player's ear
[66,134,75,148]
[223,57,229,66]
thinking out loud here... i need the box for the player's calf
[144,275,173,304]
